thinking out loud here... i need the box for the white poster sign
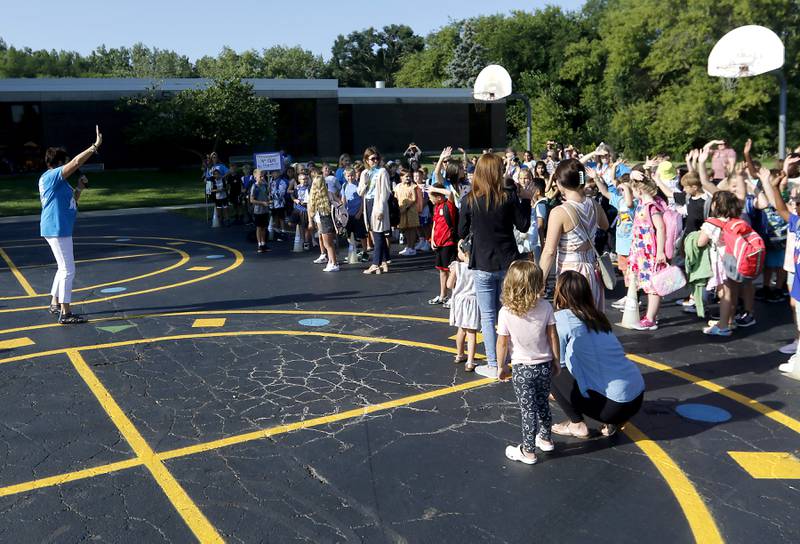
[253,152,283,171]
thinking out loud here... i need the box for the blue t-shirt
[528,199,548,249]
[554,309,645,403]
[39,167,77,238]
[335,167,347,186]
[789,214,800,302]
[343,182,362,216]
[608,185,634,256]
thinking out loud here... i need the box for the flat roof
[0,78,489,104]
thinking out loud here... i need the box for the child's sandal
[453,354,468,364]
[464,361,477,372]
[48,304,60,315]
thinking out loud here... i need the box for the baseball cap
[656,160,677,180]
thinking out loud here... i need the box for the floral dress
[630,200,663,294]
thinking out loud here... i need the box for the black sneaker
[734,312,756,328]
[754,286,769,301]
[59,313,88,325]
[767,291,787,303]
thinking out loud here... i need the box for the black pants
[512,363,553,451]
[365,199,390,265]
[551,368,643,425]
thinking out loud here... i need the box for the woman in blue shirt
[551,271,645,437]
[39,125,103,324]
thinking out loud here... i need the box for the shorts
[766,248,784,269]
[290,209,309,229]
[435,244,457,271]
[617,254,629,273]
[214,198,228,208]
[345,216,367,239]
[254,213,269,228]
[317,214,335,235]
[271,208,286,221]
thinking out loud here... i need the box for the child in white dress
[448,238,480,371]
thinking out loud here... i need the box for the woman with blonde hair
[308,172,339,272]
[458,153,535,377]
[539,158,610,310]
[358,147,393,274]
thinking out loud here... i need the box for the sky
[2,0,585,61]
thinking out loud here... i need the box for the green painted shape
[96,325,135,334]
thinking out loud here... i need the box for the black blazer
[458,189,531,272]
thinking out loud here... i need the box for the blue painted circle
[675,403,732,423]
[115,238,131,242]
[298,318,330,327]
[100,287,127,294]
[206,254,225,259]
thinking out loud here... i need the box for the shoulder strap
[562,202,603,263]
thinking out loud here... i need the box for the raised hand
[784,155,800,175]
[744,138,752,155]
[94,125,103,148]
[439,147,452,161]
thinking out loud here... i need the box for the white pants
[45,236,75,304]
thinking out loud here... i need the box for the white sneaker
[475,365,498,378]
[611,296,627,310]
[313,255,328,264]
[779,341,798,355]
[778,361,795,373]
[535,435,555,452]
[420,240,431,252]
[402,248,417,256]
[323,264,339,272]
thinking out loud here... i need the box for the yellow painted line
[0,244,189,300]
[628,354,800,435]
[449,332,484,344]
[624,423,723,543]
[0,252,173,270]
[192,318,226,328]
[0,458,142,498]
[187,266,213,271]
[167,242,186,246]
[728,451,800,479]
[0,337,35,349]
[0,330,467,366]
[0,339,493,499]
[0,248,37,296]
[66,350,223,543]
[0,308,795,437]
[0,237,243,312]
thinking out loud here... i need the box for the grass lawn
[0,169,205,217]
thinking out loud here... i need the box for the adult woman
[358,147,392,274]
[40,125,103,324]
[307,172,339,272]
[551,271,645,437]
[533,160,548,180]
[539,159,609,309]
[458,153,533,377]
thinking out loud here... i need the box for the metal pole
[778,70,787,160]
[508,93,532,151]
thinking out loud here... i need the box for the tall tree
[444,20,488,88]
[394,24,459,88]
[330,25,423,86]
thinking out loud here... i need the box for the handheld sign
[253,152,283,172]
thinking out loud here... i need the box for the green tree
[330,25,423,86]
[445,20,488,88]
[394,25,458,87]
[260,46,327,78]
[121,78,277,156]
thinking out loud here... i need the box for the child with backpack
[428,183,458,306]
[699,190,766,336]
[628,170,669,331]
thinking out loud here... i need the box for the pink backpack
[646,200,683,260]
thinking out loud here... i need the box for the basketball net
[720,64,751,91]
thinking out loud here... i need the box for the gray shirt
[251,183,269,215]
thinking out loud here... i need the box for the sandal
[59,313,88,325]
[551,421,590,439]
[363,265,381,275]
[464,361,477,372]
[505,444,537,465]
[453,354,468,364]
[49,304,60,315]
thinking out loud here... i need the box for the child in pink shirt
[497,260,560,464]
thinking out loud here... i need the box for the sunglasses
[368,156,379,161]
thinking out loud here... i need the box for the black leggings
[551,368,643,425]
[365,198,390,265]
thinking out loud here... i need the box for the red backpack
[706,218,766,279]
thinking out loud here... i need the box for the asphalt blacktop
[0,208,798,543]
